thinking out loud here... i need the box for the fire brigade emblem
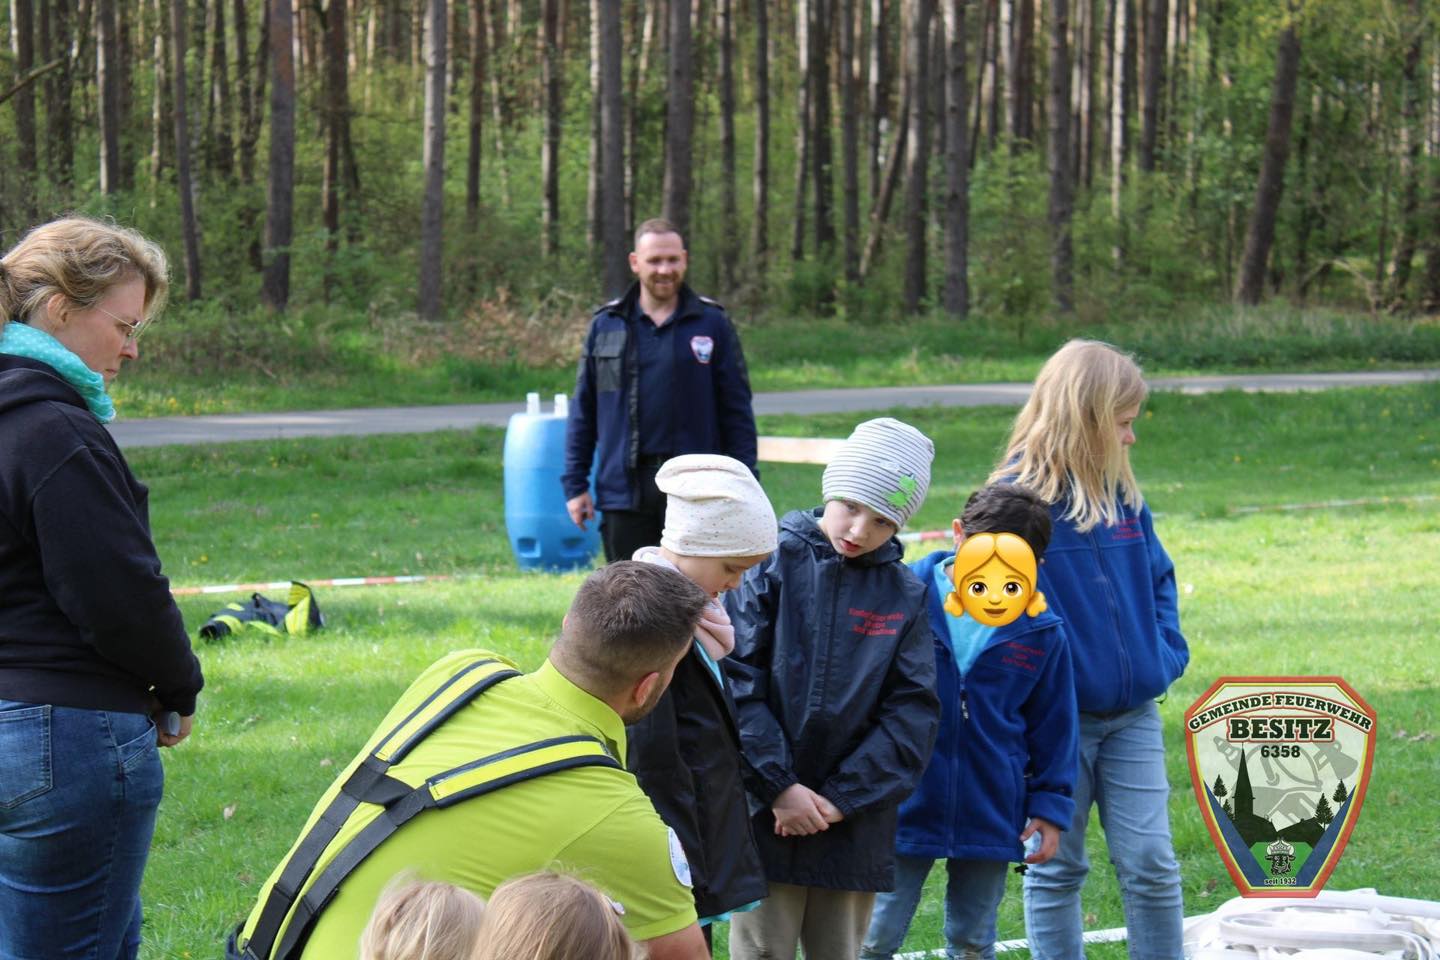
[1184,676,1376,897]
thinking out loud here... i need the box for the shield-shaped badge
[689,335,715,364]
[1185,676,1376,897]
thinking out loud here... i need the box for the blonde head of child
[988,338,1148,532]
[818,417,935,559]
[650,454,778,597]
[359,878,486,960]
[474,872,637,960]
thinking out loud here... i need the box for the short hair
[359,878,486,960]
[961,483,1053,560]
[0,216,169,328]
[633,217,684,248]
[555,561,709,699]
[475,872,636,960]
[987,339,1148,532]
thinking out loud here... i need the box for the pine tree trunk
[1423,40,1440,308]
[261,0,295,310]
[96,0,121,193]
[1235,20,1300,305]
[599,0,627,296]
[11,0,37,218]
[1109,0,1130,260]
[540,0,560,256]
[210,0,235,178]
[942,0,968,315]
[418,0,448,319]
[43,0,75,193]
[1016,0,1034,141]
[151,0,171,197]
[840,0,861,279]
[792,0,812,260]
[170,0,203,299]
[752,0,770,265]
[468,0,485,231]
[662,0,694,235]
[235,0,256,182]
[1000,0,1016,139]
[718,0,739,291]
[902,0,932,312]
[323,0,351,294]
[868,0,887,203]
[587,0,601,253]
[1048,0,1074,311]
[1138,0,1165,171]
[1390,0,1422,305]
[861,85,909,276]
[811,0,836,257]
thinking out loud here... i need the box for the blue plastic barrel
[503,406,601,572]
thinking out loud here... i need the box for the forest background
[3,0,1440,416]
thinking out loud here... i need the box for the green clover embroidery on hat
[887,474,919,509]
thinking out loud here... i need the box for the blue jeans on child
[860,855,1009,960]
[1022,701,1183,960]
[0,700,164,960]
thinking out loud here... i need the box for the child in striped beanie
[723,417,940,960]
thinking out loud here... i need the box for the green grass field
[133,384,1439,958]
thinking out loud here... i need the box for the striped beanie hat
[822,417,935,527]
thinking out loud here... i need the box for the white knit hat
[822,417,934,527]
[657,455,779,557]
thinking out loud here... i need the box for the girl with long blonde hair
[990,339,1188,960]
[474,872,637,960]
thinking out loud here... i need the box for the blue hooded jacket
[561,283,757,511]
[1037,498,1189,714]
[895,550,1077,862]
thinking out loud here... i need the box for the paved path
[105,369,1440,449]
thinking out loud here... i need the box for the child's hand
[772,784,829,837]
[1021,817,1062,864]
[814,793,844,825]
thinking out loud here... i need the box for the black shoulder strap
[271,736,621,960]
[242,657,522,960]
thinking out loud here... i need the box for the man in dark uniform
[563,219,759,563]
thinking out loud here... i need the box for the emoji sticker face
[959,555,1034,626]
[942,531,1049,627]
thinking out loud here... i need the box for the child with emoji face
[860,484,1077,960]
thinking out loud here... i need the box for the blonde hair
[0,217,169,331]
[359,879,487,960]
[475,872,637,960]
[988,339,1148,532]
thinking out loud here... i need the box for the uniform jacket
[1037,498,1189,714]
[561,283,757,511]
[724,509,940,891]
[894,550,1077,863]
[0,354,204,715]
[626,643,768,920]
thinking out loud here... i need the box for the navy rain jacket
[561,283,757,511]
[724,508,940,891]
[895,550,1077,863]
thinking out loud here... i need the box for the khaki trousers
[728,882,876,960]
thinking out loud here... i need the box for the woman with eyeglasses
[0,217,204,959]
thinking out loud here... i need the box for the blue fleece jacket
[1037,498,1189,714]
[894,550,1077,862]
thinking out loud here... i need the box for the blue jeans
[1022,701,1183,960]
[861,855,1009,960]
[0,701,164,960]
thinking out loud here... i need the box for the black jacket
[0,354,203,715]
[626,643,768,919]
[561,283,758,510]
[723,509,940,891]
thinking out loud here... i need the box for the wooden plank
[756,435,845,464]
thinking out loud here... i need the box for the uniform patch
[690,335,715,364]
[667,827,693,888]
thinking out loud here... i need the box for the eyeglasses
[91,303,152,346]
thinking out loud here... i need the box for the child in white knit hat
[627,454,778,953]
[723,417,942,960]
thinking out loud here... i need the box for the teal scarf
[0,321,117,423]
